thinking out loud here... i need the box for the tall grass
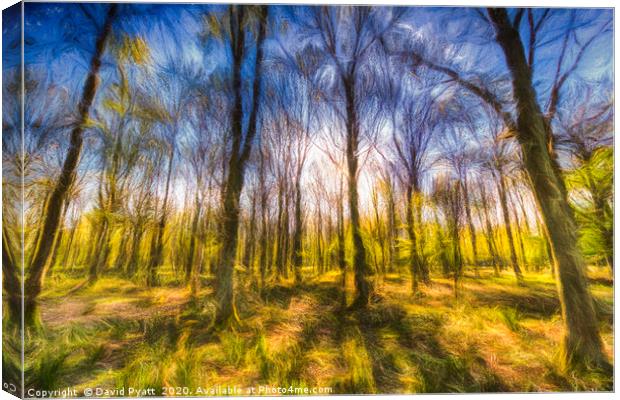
[24,270,614,394]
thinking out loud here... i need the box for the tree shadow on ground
[354,302,508,393]
[468,288,560,318]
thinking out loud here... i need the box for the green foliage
[335,333,376,394]
[28,350,70,391]
[218,331,248,367]
[117,344,167,390]
[2,324,22,388]
[497,307,522,332]
[566,147,613,265]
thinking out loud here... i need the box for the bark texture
[214,5,267,325]
[488,7,608,370]
[24,4,117,326]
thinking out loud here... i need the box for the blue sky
[2,3,613,211]
[3,5,609,117]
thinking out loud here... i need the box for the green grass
[498,307,522,332]
[22,267,614,395]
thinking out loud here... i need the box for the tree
[557,86,613,269]
[24,4,118,327]
[86,51,152,282]
[432,175,464,297]
[213,5,268,326]
[390,88,436,292]
[486,7,609,370]
[397,7,611,367]
[307,6,403,308]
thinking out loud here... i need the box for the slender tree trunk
[405,186,420,293]
[496,171,523,282]
[279,192,290,279]
[462,176,479,277]
[510,199,529,271]
[488,8,608,369]
[336,180,347,308]
[477,181,501,276]
[316,207,324,275]
[24,4,117,327]
[337,180,346,272]
[147,145,174,286]
[258,156,269,291]
[242,195,256,275]
[88,220,109,282]
[62,224,77,272]
[275,179,286,279]
[514,186,532,234]
[214,5,267,325]
[46,200,69,278]
[433,211,451,278]
[291,180,303,283]
[413,186,430,284]
[125,225,143,277]
[28,191,50,267]
[343,76,373,308]
[113,225,130,271]
[385,179,397,273]
[185,196,201,283]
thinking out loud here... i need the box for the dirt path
[40,283,190,329]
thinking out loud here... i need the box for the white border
[0,1,616,400]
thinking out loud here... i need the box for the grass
[20,265,614,395]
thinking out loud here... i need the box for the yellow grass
[25,267,613,394]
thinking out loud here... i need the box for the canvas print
[1,2,614,397]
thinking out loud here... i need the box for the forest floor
[28,267,613,394]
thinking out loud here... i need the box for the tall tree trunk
[24,4,117,327]
[125,225,143,277]
[147,145,174,286]
[496,171,523,282]
[405,186,420,293]
[509,195,529,271]
[28,190,51,268]
[316,206,324,275]
[514,185,532,234]
[214,5,267,325]
[279,192,290,279]
[372,193,387,278]
[385,178,397,273]
[258,213,269,290]
[88,220,109,282]
[462,176,479,277]
[97,123,125,276]
[413,186,430,283]
[113,225,130,271]
[343,76,373,308]
[477,180,501,276]
[336,179,346,272]
[433,210,451,277]
[488,8,608,369]
[185,196,202,283]
[336,180,347,308]
[62,223,77,272]
[274,179,286,279]
[258,156,269,291]
[242,195,256,275]
[451,217,463,298]
[46,200,70,278]
[291,180,303,283]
